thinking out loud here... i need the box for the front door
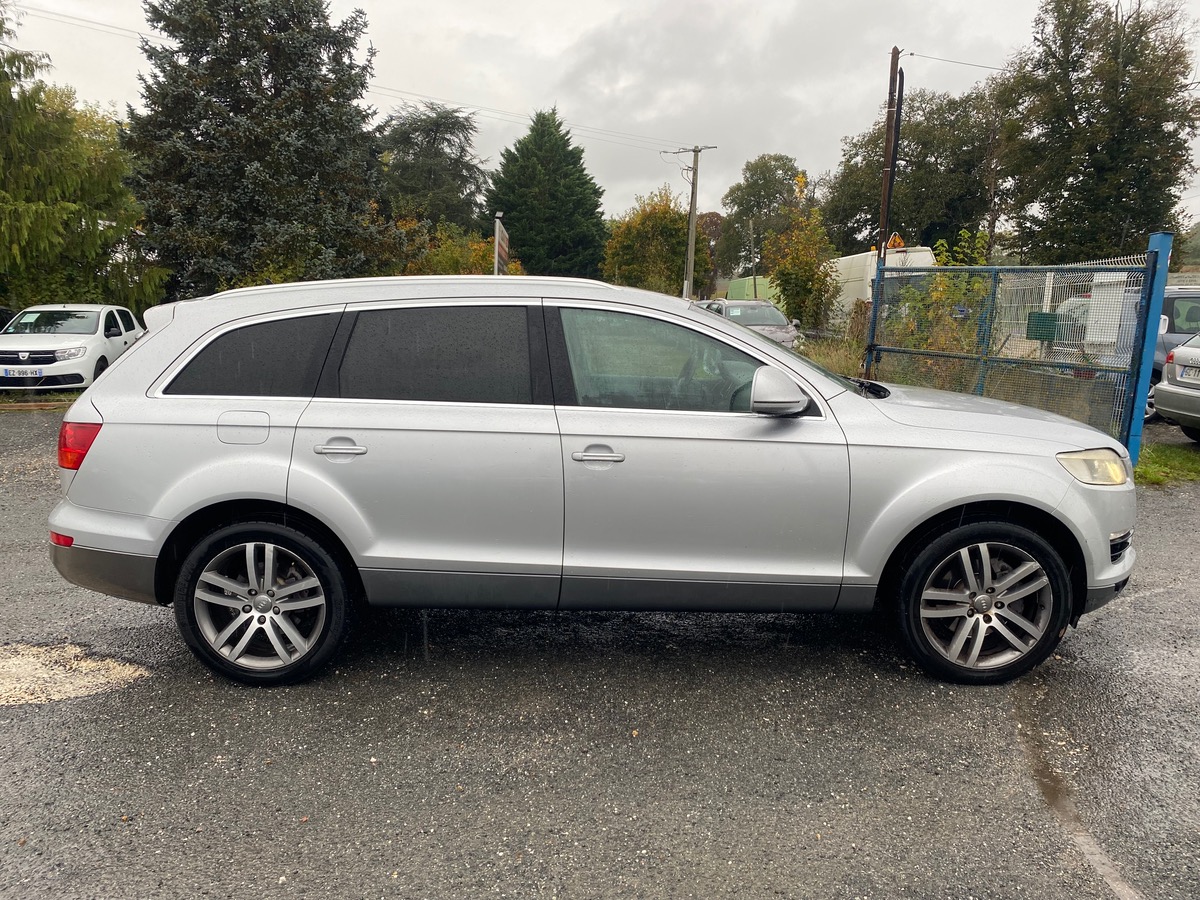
[549,305,851,612]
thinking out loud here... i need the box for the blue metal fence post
[1127,231,1173,466]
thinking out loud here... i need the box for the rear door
[288,300,563,609]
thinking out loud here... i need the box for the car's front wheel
[896,522,1071,684]
[173,521,351,685]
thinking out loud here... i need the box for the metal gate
[864,233,1172,463]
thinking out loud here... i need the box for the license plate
[3,367,42,377]
[1182,365,1199,381]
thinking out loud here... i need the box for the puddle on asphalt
[0,643,149,705]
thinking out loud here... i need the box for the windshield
[727,304,788,326]
[3,310,100,335]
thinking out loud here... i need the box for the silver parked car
[700,299,801,348]
[1155,331,1200,442]
[48,277,1136,686]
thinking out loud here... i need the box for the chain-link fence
[864,255,1156,443]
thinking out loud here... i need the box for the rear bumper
[50,543,160,605]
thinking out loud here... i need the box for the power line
[905,51,1005,72]
[13,3,152,42]
[13,2,693,154]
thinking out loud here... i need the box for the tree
[820,88,1001,257]
[124,0,406,300]
[379,101,488,230]
[760,176,839,330]
[601,185,710,295]
[484,108,606,278]
[404,222,523,276]
[0,7,166,311]
[695,211,725,299]
[998,0,1200,262]
[716,154,803,277]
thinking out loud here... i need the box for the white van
[831,246,936,321]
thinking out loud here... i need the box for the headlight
[1056,448,1130,485]
[55,347,87,361]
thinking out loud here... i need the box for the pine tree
[124,0,404,300]
[379,102,488,231]
[0,6,166,311]
[483,109,605,279]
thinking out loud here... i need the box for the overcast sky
[10,0,1200,236]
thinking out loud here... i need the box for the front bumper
[50,543,160,605]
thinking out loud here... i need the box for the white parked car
[0,304,144,390]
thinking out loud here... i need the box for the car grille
[1109,530,1133,563]
[0,350,57,365]
[0,373,85,388]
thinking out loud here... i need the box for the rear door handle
[314,444,368,456]
[571,451,625,463]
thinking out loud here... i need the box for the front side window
[337,306,532,404]
[558,308,762,412]
[166,313,339,397]
[104,311,120,336]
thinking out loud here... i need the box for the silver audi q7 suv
[49,277,1136,686]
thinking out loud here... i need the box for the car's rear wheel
[1181,425,1200,443]
[896,522,1071,685]
[173,521,350,685]
[1144,372,1160,424]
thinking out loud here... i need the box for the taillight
[50,532,74,547]
[1165,350,1175,365]
[58,422,102,470]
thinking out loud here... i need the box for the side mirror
[790,319,801,328]
[106,328,121,338]
[1160,314,1169,336]
[750,366,811,416]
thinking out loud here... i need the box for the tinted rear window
[166,314,339,397]
[338,306,531,403]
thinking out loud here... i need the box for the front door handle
[314,444,368,456]
[571,450,625,463]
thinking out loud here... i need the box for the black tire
[895,521,1071,685]
[1181,425,1200,443]
[173,521,351,685]
[1144,371,1160,425]
[93,357,109,381]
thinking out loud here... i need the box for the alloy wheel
[917,541,1054,671]
[193,541,327,672]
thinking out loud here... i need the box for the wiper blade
[849,377,890,399]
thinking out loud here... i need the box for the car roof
[18,304,122,312]
[148,276,694,329]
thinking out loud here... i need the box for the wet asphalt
[0,409,1196,900]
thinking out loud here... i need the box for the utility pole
[749,218,758,299]
[677,144,716,299]
[878,46,902,263]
